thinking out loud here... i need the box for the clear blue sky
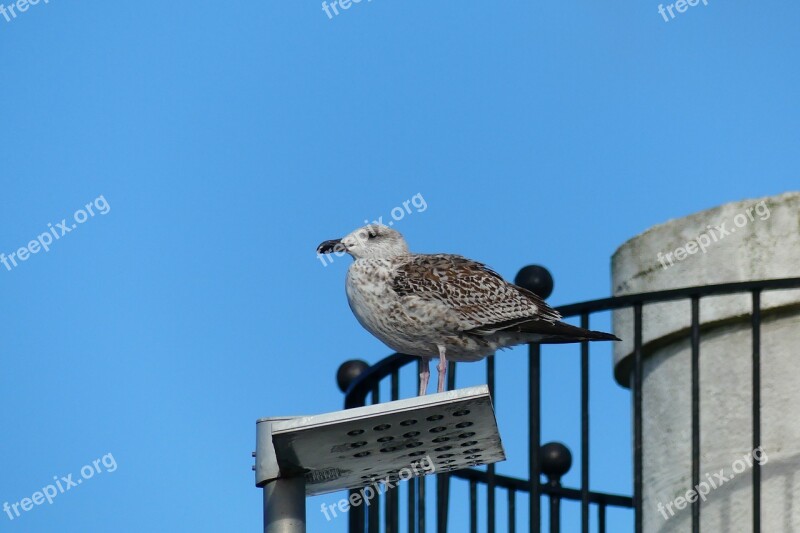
[1,1,798,531]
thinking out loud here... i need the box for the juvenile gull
[318,225,620,396]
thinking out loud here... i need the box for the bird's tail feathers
[471,318,620,343]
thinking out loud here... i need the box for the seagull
[318,225,620,396]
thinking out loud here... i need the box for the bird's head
[317,224,409,260]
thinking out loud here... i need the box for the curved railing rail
[342,277,800,533]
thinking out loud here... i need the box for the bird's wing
[392,254,561,333]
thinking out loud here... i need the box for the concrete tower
[611,192,800,532]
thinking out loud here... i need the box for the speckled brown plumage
[392,254,562,334]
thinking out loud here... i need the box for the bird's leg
[419,357,431,396]
[437,345,447,393]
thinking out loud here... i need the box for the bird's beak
[317,239,343,254]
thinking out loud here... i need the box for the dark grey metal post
[264,477,306,533]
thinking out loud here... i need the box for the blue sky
[1,1,798,531]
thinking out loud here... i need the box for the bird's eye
[357,230,376,242]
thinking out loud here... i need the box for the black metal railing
[339,276,800,533]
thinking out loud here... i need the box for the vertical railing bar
[752,290,762,533]
[351,491,365,533]
[391,370,399,401]
[633,302,643,533]
[598,504,606,533]
[529,343,542,533]
[354,386,380,533]
[580,313,590,533]
[470,481,478,533]
[548,490,559,533]
[368,385,380,532]
[418,475,426,533]
[411,360,421,533]
[436,474,448,533]
[367,492,379,533]
[691,296,700,533]
[386,485,397,533]
[509,489,516,533]
[408,476,416,533]
[487,356,496,533]
[386,370,399,533]
[347,374,367,533]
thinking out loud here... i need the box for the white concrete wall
[610,191,800,532]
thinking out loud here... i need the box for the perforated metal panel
[269,385,505,496]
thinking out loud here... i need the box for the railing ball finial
[540,441,572,486]
[336,359,370,392]
[515,265,554,299]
